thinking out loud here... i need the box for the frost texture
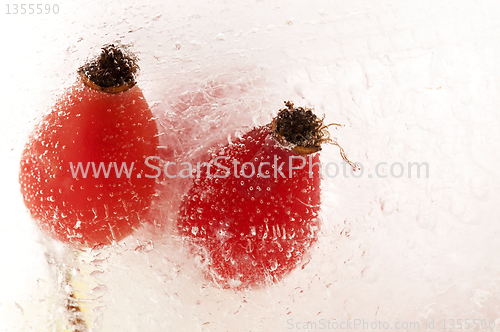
[2,0,500,331]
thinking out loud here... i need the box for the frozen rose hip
[177,101,351,289]
[19,44,159,247]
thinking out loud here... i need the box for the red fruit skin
[177,126,321,289]
[19,82,159,247]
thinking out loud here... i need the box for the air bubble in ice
[269,260,278,271]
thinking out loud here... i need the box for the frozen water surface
[2,0,500,331]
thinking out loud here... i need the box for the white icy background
[1,0,500,331]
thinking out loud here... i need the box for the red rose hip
[19,44,159,247]
[177,101,350,289]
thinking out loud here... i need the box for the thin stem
[329,139,359,170]
[322,122,359,170]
